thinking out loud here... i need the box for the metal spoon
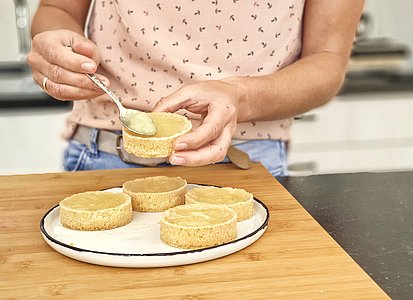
[65,45,157,136]
[86,74,157,136]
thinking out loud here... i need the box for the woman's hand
[153,80,242,167]
[27,29,109,100]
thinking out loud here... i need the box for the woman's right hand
[27,29,109,101]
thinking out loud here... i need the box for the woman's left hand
[153,79,241,167]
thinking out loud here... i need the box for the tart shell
[160,204,237,249]
[123,176,187,212]
[59,191,132,231]
[185,186,254,221]
[122,112,192,158]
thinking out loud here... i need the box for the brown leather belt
[72,125,251,169]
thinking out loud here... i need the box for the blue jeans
[63,128,288,176]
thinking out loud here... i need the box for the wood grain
[0,163,389,299]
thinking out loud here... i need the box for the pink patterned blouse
[64,0,305,141]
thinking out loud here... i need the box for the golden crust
[122,176,187,212]
[185,186,254,221]
[59,191,132,231]
[160,204,237,249]
[122,112,192,158]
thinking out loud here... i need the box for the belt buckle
[115,135,129,163]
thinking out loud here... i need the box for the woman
[27,0,364,176]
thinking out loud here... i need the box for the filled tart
[59,191,132,231]
[160,203,237,249]
[185,186,254,221]
[122,112,192,158]
[123,176,187,212]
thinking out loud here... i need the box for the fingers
[155,81,239,167]
[32,70,106,100]
[28,50,108,92]
[175,100,237,150]
[153,86,209,114]
[28,30,108,100]
[153,97,200,113]
[73,42,101,65]
[32,37,97,74]
[155,88,236,150]
[175,116,228,151]
[169,125,233,167]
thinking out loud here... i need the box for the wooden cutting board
[0,163,389,299]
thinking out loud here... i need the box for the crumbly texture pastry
[185,186,254,221]
[59,191,132,231]
[122,112,192,158]
[123,176,187,212]
[160,203,237,249]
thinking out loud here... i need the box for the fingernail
[81,62,96,72]
[170,156,185,165]
[174,143,188,151]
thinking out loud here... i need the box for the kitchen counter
[0,66,69,108]
[0,163,388,299]
[279,171,413,300]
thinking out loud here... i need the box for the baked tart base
[160,203,237,249]
[123,176,187,212]
[122,112,192,158]
[185,186,254,221]
[59,191,132,231]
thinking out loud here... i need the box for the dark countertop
[0,68,68,109]
[340,72,413,94]
[279,171,413,300]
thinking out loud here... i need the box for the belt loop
[89,128,100,156]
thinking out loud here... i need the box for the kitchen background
[0,0,412,175]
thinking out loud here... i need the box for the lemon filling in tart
[162,205,235,227]
[62,192,127,210]
[126,112,188,138]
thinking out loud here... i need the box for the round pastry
[122,176,187,212]
[59,191,132,231]
[160,203,237,249]
[185,186,254,221]
[122,112,192,158]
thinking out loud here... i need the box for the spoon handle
[86,74,126,117]
[64,46,126,116]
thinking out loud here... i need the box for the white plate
[40,184,269,268]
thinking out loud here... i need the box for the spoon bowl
[86,74,157,136]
